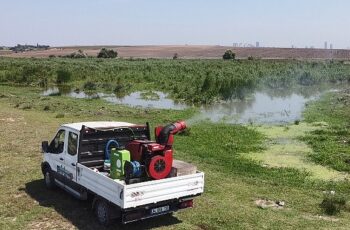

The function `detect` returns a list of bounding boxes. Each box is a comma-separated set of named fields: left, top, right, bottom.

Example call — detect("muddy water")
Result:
left=103, top=92, right=188, bottom=110
left=41, top=88, right=187, bottom=110
left=42, top=83, right=348, bottom=124
left=199, top=84, right=348, bottom=124
left=200, top=92, right=311, bottom=124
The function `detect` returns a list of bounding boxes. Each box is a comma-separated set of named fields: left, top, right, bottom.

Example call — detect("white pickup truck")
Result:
left=41, top=121, right=204, bottom=225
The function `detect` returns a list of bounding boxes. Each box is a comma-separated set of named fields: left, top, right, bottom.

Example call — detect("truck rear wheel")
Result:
left=95, top=199, right=111, bottom=226
left=44, top=169, right=56, bottom=189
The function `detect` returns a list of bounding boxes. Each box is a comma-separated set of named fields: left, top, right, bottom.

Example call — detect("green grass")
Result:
left=1, top=57, right=350, bottom=228
left=1, top=84, right=350, bottom=229
left=302, top=91, right=350, bottom=172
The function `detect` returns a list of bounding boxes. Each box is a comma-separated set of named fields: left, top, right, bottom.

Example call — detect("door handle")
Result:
left=71, top=163, right=76, bottom=167
left=59, top=157, right=64, bottom=161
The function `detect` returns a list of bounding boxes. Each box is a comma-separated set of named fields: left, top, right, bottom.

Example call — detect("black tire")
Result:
left=95, top=199, right=111, bottom=226
left=165, top=212, right=174, bottom=217
left=44, top=169, right=56, bottom=189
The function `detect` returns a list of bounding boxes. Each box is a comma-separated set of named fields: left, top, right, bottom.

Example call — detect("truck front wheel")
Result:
left=95, top=199, right=111, bottom=226
left=44, top=169, right=56, bottom=189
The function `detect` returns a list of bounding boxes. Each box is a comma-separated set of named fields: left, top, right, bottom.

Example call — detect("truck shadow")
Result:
left=25, top=179, right=182, bottom=230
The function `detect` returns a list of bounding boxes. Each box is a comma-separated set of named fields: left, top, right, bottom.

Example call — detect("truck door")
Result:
left=64, top=131, right=79, bottom=184
left=47, top=129, right=67, bottom=184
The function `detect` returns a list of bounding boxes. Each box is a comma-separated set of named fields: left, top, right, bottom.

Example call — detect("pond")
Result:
left=200, top=89, right=317, bottom=124
left=42, top=83, right=348, bottom=124
left=103, top=92, right=188, bottom=110
left=198, top=83, right=349, bottom=124
left=42, top=88, right=187, bottom=110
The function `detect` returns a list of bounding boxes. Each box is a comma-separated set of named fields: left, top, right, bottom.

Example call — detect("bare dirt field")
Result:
left=1, top=45, right=350, bottom=59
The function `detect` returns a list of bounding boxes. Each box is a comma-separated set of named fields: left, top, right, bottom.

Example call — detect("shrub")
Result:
left=114, top=84, right=127, bottom=98
left=83, top=81, right=97, bottom=90
left=173, top=53, right=179, bottom=60
left=38, top=77, right=48, bottom=87
left=223, top=50, right=236, bottom=60
left=320, top=192, right=346, bottom=215
left=101, top=83, right=113, bottom=91
left=114, top=84, right=122, bottom=91
left=97, top=48, right=118, bottom=58
left=56, top=69, right=71, bottom=84
left=248, top=56, right=254, bottom=60
left=69, top=49, right=87, bottom=58
left=298, top=71, right=315, bottom=86
left=19, top=66, right=38, bottom=84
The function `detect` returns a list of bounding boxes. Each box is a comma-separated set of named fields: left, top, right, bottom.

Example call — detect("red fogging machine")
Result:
left=125, top=121, right=186, bottom=182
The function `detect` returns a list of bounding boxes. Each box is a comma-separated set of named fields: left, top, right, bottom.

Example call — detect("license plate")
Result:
left=151, top=205, right=170, bottom=215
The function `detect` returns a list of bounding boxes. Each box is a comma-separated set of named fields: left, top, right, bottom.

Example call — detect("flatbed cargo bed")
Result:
left=77, top=163, right=204, bottom=209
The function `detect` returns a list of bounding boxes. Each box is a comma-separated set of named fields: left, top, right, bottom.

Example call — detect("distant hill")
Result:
left=1, top=45, right=350, bottom=60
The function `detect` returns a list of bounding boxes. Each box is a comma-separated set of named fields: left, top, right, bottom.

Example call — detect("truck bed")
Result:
left=76, top=163, right=204, bottom=209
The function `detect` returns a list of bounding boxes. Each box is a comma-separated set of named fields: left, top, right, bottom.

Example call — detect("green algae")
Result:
left=243, top=122, right=349, bottom=181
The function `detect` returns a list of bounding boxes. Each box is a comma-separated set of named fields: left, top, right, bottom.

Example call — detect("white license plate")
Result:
left=151, top=205, right=170, bottom=214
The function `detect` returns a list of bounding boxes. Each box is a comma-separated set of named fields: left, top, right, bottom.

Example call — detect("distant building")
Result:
left=256, top=42, right=260, bottom=48
left=330, top=44, right=333, bottom=49
left=324, top=41, right=328, bottom=49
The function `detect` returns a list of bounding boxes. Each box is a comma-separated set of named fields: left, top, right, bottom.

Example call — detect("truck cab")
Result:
left=41, top=121, right=204, bottom=225
left=42, top=124, right=82, bottom=196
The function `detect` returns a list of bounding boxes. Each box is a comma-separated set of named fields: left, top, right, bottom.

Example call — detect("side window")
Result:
left=68, top=132, right=78, bottom=156
left=49, top=130, right=66, bottom=154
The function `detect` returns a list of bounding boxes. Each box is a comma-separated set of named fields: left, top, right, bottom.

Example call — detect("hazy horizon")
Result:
left=1, top=0, right=350, bottom=49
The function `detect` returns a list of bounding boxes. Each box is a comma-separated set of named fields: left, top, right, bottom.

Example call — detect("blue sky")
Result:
left=1, top=0, right=349, bottom=48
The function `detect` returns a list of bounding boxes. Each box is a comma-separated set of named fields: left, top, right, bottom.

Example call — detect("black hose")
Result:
left=157, top=124, right=176, bottom=145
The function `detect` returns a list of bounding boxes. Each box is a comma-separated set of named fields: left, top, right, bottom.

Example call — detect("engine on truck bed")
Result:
left=84, top=121, right=188, bottom=184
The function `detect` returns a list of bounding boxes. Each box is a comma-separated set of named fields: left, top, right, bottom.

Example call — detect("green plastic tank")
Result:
left=110, top=148, right=131, bottom=179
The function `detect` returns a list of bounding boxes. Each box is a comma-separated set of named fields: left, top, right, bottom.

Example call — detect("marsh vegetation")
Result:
left=1, top=58, right=350, bottom=104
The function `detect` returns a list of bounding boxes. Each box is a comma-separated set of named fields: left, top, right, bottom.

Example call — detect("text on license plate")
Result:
left=151, top=205, right=170, bottom=214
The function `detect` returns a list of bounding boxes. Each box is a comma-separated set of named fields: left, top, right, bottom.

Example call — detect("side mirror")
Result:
left=42, top=141, right=49, bottom=153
